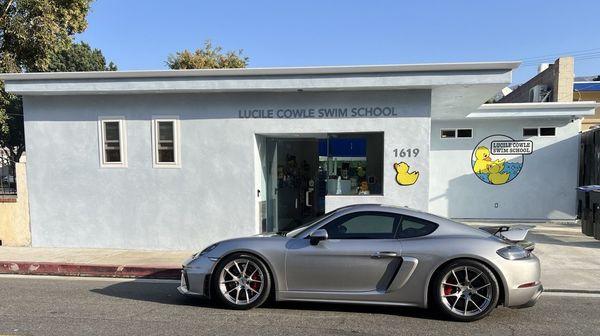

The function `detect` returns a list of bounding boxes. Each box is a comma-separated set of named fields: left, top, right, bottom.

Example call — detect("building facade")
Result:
left=574, top=81, right=600, bottom=130
left=1, top=63, right=596, bottom=250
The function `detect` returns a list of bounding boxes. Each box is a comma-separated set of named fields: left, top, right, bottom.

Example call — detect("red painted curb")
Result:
left=0, top=261, right=181, bottom=279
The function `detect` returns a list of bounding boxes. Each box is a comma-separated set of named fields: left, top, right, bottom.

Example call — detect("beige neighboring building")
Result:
left=499, top=56, right=600, bottom=130
left=499, top=57, right=574, bottom=104
left=0, top=153, right=31, bottom=246
left=574, top=80, right=600, bottom=130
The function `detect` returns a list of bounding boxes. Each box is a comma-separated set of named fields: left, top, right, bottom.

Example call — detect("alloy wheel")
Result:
left=218, top=258, right=265, bottom=305
left=439, top=265, right=493, bottom=317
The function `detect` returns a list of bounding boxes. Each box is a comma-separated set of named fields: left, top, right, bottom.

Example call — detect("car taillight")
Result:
left=518, top=281, right=539, bottom=288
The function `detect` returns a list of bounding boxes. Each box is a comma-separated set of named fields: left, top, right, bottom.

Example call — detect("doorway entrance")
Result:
left=262, top=132, right=384, bottom=233
left=265, top=138, right=322, bottom=233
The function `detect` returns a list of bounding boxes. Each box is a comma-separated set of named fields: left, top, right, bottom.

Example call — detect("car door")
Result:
left=285, top=211, right=403, bottom=292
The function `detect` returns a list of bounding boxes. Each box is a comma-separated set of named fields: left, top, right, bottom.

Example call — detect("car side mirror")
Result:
left=309, top=229, right=328, bottom=245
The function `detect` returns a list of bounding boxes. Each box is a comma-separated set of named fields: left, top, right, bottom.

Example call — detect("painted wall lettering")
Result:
left=393, top=148, right=420, bottom=158
left=490, top=140, right=533, bottom=155
left=238, top=106, right=399, bottom=119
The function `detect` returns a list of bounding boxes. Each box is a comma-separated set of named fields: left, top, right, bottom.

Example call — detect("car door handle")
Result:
left=371, top=251, right=398, bottom=259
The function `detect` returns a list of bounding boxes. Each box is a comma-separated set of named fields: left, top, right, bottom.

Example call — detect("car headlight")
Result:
left=191, top=243, right=219, bottom=260
left=496, top=245, right=530, bottom=260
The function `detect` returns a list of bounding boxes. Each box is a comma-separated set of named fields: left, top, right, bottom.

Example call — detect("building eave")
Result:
left=467, top=101, right=599, bottom=119
left=0, top=61, right=519, bottom=96
left=0, top=61, right=520, bottom=81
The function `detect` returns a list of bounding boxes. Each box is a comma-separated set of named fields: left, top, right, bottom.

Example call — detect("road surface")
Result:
left=0, top=275, right=598, bottom=336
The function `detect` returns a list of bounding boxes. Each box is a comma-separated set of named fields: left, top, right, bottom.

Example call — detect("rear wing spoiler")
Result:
left=479, top=225, right=535, bottom=251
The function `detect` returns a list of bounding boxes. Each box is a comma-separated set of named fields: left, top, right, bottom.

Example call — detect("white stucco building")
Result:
left=1, top=62, right=596, bottom=250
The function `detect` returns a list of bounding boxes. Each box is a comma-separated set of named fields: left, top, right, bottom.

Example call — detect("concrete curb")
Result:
left=0, top=261, right=181, bottom=279
left=2, top=262, right=600, bottom=294
left=544, top=288, right=600, bottom=294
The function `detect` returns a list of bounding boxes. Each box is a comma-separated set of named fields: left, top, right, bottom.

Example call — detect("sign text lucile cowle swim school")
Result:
left=238, top=106, right=398, bottom=119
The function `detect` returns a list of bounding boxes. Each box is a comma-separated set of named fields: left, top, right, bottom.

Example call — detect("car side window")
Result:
left=322, top=212, right=400, bottom=239
left=396, top=216, right=438, bottom=238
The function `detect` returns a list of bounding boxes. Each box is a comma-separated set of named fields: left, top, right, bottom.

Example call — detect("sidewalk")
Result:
left=0, top=247, right=193, bottom=279
left=527, top=229, right=600, bottom=293
left=464, top=220, right=600, bottom=292
left=0, top=222, right=598, bottom=291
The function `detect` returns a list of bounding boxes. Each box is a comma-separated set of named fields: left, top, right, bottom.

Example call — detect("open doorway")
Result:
left=265, top=137, right=320, bottom=233
left=263, top=133, right=384, bottom=233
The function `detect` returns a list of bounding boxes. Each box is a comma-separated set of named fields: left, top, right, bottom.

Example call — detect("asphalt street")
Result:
left=0, top=275, right=598, bottom=336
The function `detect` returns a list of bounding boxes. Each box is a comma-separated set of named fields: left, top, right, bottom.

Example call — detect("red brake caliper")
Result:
left=444, top=285, right=453, bottom=295
left=250, top=271, right=260, bottom=291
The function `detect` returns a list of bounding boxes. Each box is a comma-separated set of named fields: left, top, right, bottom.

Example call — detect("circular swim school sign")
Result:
left=471, top=134, right=533, bottom=185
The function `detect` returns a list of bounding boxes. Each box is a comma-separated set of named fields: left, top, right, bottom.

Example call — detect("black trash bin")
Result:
left=593, top=192, right=600, bottom=241
left=577, top=188, right=592, bottom=236
left=576, top=186, right=600, bottom=237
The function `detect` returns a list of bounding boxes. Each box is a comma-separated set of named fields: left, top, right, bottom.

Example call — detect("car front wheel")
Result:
left=212, top=253, right=271, bottom=309
left=432, top=259, right=500, bottom=322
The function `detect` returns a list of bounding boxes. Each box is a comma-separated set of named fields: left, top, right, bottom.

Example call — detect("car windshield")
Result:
left=286, top=210, right=339, bottom=238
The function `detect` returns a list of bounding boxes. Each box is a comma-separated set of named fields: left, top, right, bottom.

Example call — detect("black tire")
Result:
left=431, top=259, right=500, bottom=322
left=211, top=253, right=271, bottom=310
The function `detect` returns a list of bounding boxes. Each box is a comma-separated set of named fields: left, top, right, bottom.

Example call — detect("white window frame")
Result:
left=522, top=127, right=539, bottom=137
left=152, top=115, right=181, bottom=168
left=539, top=126, right=557, bottom=137
left=441, top=128, right=473, bottom=139
left=98, top=116, right=127, bottom=168
left=456, top=128, right=473, bottom=139
left=440, top=129, right=456, bottom=138
left=522, top=127, right=557, bottom=137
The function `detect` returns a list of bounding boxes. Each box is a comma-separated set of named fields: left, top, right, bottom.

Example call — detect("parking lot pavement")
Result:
left=1, top=276, right=600, bottom=336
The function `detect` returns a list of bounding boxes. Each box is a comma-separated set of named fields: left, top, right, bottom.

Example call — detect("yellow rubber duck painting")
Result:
left=473, top=146, right=505, bottom=174
left=487, top=162, right=510, bottom=185
left=394, top=162, right=419, bottom=186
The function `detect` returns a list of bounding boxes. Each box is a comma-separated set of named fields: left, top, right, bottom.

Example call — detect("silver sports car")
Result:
left=178, top=204, right=542, bottom=321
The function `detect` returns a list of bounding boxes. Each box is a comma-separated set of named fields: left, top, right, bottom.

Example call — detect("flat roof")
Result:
left=0, top=61, right=520, bottom=81
left=1, top=61, right=520, bottom=119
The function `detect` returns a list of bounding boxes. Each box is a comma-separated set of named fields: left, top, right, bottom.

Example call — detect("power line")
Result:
left=519, top=47, right=600, bottom=61
left=520, top=55, right=600, bottom=67
left=521, top=51, right=600, bottom=66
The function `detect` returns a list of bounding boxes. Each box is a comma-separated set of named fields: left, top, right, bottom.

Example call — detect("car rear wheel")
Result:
left=432, top=259, right=500, bottom=322
left=212, top=253, right=271, bottom=310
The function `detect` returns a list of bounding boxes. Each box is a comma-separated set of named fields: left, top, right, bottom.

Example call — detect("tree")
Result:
left=48, top=41, right=117, bottom=72
left=166, top=40, right=248, bottom=70
left=0, top=0, right=91, bottom=72
left=0, top=0, right=96, bottom=164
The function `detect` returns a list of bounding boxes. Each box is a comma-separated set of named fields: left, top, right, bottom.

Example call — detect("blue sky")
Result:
left=77, top=0, right=600, bottom=84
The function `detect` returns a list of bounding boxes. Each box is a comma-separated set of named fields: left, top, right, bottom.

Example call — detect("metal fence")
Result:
left=0, top=158, right=16, bottom=196
left=579, top=127, right=600, bottom=186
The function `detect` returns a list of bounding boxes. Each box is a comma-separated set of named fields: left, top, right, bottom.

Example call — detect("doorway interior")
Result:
left=262, top=133, right=383, bottom=233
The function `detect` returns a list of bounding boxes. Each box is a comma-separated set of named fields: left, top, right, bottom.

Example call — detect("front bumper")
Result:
left=177, top=269, right=204, bottom=297
left=177, top=268, right=210, bottom=297
left=177, top=256, right=217, bottom=298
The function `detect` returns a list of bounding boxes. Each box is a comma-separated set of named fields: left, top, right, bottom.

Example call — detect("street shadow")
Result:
left=91, top=280, right=451, bottom=321
left=529, top=232, right=600, bottom=249
left=263, top=300, right=450, bottom=321
left=90, top=280, right=210, bottom=307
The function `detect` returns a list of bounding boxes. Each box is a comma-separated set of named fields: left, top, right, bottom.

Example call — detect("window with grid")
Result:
left=152, top=117, right=180, bottom=167
left=98, top=117, right=126, bottom=167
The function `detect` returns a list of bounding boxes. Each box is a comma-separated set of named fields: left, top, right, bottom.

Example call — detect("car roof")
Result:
left=332, top=203, right=429, bottom=217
